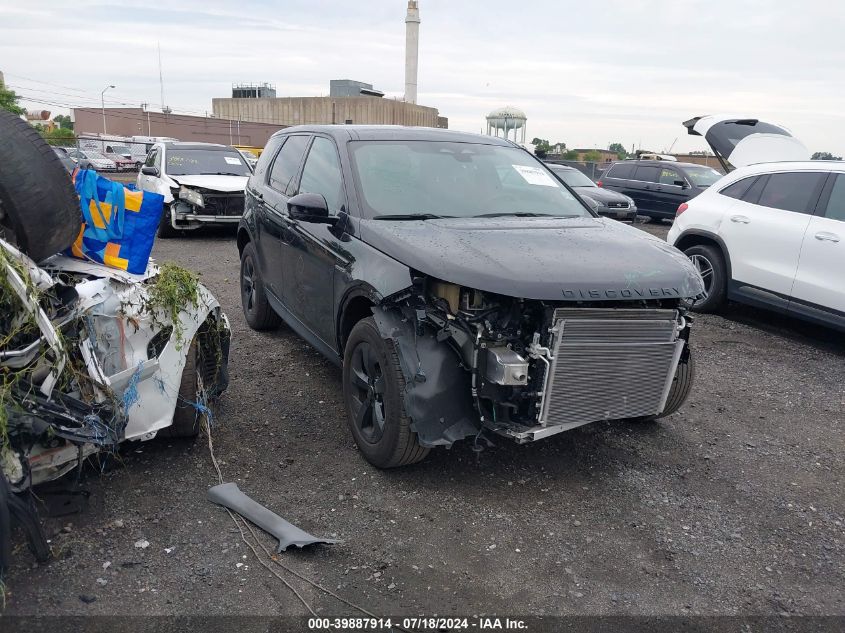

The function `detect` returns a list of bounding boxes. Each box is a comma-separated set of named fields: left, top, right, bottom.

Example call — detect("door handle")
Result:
left=730, top=215, right=751, bottom=224
left=815, top=231, right=840, bottom=243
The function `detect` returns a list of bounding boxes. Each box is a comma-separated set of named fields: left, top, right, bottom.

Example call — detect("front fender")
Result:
left=371, top=306, right=479, bottom=447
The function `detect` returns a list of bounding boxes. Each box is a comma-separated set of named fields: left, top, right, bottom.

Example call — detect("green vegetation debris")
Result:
left=144, top=263, right=200, bottom=349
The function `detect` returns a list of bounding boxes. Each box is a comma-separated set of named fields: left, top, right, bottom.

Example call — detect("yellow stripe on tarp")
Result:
left=103, top=242, right=129, bottom=270
left=125, top=190, right=143, bottom=213
left=87, top=199, right=112, bottom=229
left=71, top=226, right=85, bottom=258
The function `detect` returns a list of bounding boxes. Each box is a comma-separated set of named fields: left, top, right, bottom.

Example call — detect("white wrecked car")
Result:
left=0, top=110, right=230, bottom=576
left=136, top=141, right=252, bottom=238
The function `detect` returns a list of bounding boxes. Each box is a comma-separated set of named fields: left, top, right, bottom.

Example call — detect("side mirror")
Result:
left=288, top=192, right=336, bottom=224
left=141, top=165, right=159, bottom=176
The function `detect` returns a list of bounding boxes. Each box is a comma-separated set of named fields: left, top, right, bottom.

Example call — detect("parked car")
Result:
left=103, top=144, right=140, bottom=172
left=235, top=147, right=260, bottom=170
left=599, top=159, right=723, bottom=220
left=137, top=141, right=252, bottom=238
left=547, top=164, right=637, bottom=221
left=237, top=125, right=703, bottom=468
left=52, top=146, right=76, bottom=174
left=668, top=115, right=843, bottom=331
left=65, top=148, right=117, bottom=172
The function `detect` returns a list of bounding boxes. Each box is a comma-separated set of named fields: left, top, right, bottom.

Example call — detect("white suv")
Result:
left=668, top=115, right=844, bottom=332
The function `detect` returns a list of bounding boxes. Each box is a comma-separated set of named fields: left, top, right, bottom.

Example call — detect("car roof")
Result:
left=612, top=159, right=716, bottom=169
left=162, top=142, right=234, bottom=151
left=270, top=125, right=515, bottom=147
left=727, top=160, right=845, bottom=177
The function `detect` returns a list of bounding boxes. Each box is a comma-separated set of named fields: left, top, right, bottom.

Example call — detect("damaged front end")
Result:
left=167, top=185, right=245, bottom=231
left=372, top=275, right=694, bottom=448
left=1, top=238, right=230, bottom=570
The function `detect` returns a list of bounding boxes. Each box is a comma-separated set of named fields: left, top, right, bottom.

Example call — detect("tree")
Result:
left=53, top=114, right=74, bottom=131
left=608, top=142, right=628, bottom=160
left=811, top=151, right=842, bottom=161
left=0, top=85, right=25, bottom=115
left=531, top=137, right=552, bottom=157
left=582, top=150, right=602, bottom=162
left=562, top=149, right=579, bottom=160
left=39, top=127, right=76, bottom=146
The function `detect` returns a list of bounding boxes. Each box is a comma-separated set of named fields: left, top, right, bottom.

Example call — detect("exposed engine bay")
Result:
left=372, top=274, right=693, bottom=448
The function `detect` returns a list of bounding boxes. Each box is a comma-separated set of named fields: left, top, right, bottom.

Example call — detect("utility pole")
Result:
left=101, top=84, right=115, bottom=135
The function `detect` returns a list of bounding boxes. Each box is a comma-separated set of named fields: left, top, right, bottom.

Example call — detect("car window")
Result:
left=297, top=137, right=345, bottom=214
left=269, top=135, right=310, bottom=196
left=551, top=168, right=596, bottom=188
left=718, top=176, right=755, bottom=200
left=349, top=140, right=589, bottom=219
left=658, top=168, right=684, bottom=186
left=633, top=166, right=660, bottom=183
left=683, top=165, right=723, bottom=187
left=822, top=174, right=845, bottom=222
left=741, top=175, right=767, bottom=204
left=605, top=163, right=634, bottom=179
left=755, top=172, right=825, bottom=214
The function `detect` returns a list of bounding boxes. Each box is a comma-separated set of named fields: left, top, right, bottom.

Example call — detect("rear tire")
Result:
left=240, top=242, right=281, bottom=330
left=343, top=317, right=430, bottom=468
left=0, top=110, right=81, bottom=262
left=683, top=244, right=727, bottom=312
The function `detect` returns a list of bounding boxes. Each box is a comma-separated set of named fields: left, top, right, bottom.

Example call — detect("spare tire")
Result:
left=0, top=109, right=81, bottom=262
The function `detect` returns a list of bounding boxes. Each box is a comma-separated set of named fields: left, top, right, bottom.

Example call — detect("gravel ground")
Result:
left=4, top=220, right=844, bottom=618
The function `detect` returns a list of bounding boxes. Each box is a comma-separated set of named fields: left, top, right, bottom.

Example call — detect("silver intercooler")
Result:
left=516, top=308, right=685, bottom=441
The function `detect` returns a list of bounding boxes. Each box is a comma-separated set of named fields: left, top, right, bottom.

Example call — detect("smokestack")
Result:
left=404, top=0, right=420, bottom=104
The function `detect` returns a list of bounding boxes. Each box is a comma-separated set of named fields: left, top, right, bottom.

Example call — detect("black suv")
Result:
left=599, top=160, right=723, bottom=219
left=237, top=126, right=702, bottom=468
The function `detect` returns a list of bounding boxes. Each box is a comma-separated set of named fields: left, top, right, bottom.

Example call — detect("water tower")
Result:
left=486, top=106, right=527, bottom=143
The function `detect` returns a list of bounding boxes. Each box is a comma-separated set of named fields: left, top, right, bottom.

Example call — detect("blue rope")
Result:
left=122, top=362, right=144, bottom=416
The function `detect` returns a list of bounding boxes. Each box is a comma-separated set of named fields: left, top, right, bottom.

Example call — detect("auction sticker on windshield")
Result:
left=224, top=156, right=242, bottom=165
left=512, top=164, right=558, bottom=187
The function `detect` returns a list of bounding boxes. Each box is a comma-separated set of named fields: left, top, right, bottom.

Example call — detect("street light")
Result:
left=101, top=84, right=115, bottom=135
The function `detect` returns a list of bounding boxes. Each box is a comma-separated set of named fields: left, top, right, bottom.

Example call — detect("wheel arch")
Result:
left=236, top=227, right=251, bottom=257
left=674, top=230, right=733, bottom=281
left=337, top=287, right=380, bottom=353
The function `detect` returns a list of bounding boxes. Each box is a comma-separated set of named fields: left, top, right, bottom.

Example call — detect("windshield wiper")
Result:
left=373, top=213, right=455, bottom=221
left=201, top=172, right=246, bottom=176
left=473, top=212, right=580, bottom=218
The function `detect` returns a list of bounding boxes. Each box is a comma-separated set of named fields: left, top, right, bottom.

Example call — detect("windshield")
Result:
left=84, top=151, right=108, bottom=160
left=349, top=141, right=590, bottom=219
left=551, top=167, right=597, bottom=188
left=684, top=165, right=723, bottom=187
left=109, top=145, right=131, bottom=155
left=165, top=149, right=251, bottom=176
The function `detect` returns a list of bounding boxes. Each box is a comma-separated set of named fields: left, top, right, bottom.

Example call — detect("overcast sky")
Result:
left=3, top=0, right=844, bottom=155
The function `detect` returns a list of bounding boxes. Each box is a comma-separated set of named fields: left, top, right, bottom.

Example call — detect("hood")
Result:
left=360, top=216, right=703, bottom=301
left=170, top=174, right=249, bottom=192
left=683, top=114, right=809, bottom=171
left=576, top=187, right=630, bottom=205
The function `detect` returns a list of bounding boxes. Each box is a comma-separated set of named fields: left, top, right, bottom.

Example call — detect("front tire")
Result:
left=159, top=336, right=204, bottom=438
left=240, top=242, right=281, bottom=330
left=684, top=244, right=727, bottom=312
left=157, top=204, right=180, bottom=238
left=343, top=317, right=429, bottom=468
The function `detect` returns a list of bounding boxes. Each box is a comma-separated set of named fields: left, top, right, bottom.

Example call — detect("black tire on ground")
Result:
left=240, top=242, right=281, bottom=330
left=657, top=354, right=695, bottom=418
left=342, top=317, right=430, bottom=469
left=156, top=204, right=179, bottom=238
left=0, top=110, right=81, bottom=262
left=683, top=244, right=727, bottom=313
left=632, top=354, right=696, bottom=422
left=158, top=336, right=203, bottom=438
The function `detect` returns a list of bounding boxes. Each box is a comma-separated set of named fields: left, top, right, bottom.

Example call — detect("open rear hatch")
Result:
left=683, top=115, right=809, bottom=172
